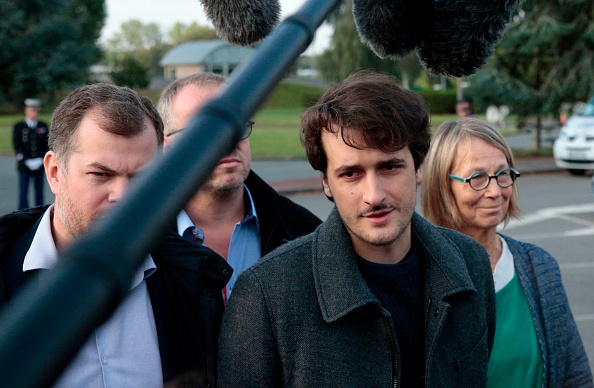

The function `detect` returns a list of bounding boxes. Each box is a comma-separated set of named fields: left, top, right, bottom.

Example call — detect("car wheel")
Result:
left=569, top=169, right=586, bottom=176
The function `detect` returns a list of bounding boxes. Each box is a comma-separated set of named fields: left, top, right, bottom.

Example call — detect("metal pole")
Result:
left=0, top=0, right=341, bottom=386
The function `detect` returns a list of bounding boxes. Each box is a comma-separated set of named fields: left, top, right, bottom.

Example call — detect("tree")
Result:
left=317, top=0, right=423, bottom=87
left=105, top=19, right=168, bottom=78
left=110, top=56, right=149, bottom=88
left=467, top=0, right=594, bottom=148
left=0, top=0, right=105, bottom=103
left=168, top=22, right=218, bottom=45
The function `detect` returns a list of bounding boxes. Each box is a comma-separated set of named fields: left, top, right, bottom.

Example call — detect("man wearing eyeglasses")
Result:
left=158, top=73, right=321, bottom=302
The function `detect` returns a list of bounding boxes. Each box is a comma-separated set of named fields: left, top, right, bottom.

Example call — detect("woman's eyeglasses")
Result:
left=449, top=168, right=521, bottom=191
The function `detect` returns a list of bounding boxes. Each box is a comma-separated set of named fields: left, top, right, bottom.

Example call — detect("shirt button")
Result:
left=101, top=357, right=109, bottom=365
left=222, top=268, right=230, bottom=276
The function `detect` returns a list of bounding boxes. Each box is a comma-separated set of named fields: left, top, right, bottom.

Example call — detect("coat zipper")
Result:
left=423, top=298, right=432, bottom=385
left=424, top=298, right=432, bottom=331
left=382, top=317, right=399, bottom=388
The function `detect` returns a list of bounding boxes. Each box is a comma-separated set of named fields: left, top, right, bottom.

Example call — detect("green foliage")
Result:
left=168, top=22, right=218, bottom=45
left=104, top=19, right=169, bottom=78
left=111, top=56, right=150, bottom=88
left=0, top=0, right=105, bottom=102
left=103, top=20, right=218, bottom=80
left=417, top=90, right=458, bottom=114
left=468, top=0, right=594, bottom=116
left=317, top=0, right=422, bottom=87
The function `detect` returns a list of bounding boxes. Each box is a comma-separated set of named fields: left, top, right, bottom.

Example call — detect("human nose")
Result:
left=483, top=177, right=502, bottom=197
left=107, top=178, right=129, bottom=203
left=363, top=174, right=386, bottom=206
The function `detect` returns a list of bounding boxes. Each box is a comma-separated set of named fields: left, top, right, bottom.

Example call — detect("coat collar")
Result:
left=313, top=209, right=477, bottom=323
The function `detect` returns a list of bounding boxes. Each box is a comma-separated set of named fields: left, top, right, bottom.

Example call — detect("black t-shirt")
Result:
left=356, top=246, right=425, bottom=387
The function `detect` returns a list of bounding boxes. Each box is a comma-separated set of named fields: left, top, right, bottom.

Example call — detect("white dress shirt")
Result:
left=22, top=205, right=163, bottom=387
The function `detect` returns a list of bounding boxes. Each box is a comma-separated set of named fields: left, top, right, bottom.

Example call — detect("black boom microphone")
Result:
left=416, top=0, right=521, bottom=76
left=199, top=0, right=281, bottom=45
left=352, top=0, right=430, bottom=59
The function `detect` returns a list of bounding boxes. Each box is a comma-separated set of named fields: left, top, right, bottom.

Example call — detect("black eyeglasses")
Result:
left=449, top=168, right=520, bottom=191
left=166, top=121, right=254, bottom=139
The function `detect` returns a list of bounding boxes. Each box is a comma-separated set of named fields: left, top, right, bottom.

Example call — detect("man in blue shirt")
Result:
left=158, top=73, right=321, bottom=302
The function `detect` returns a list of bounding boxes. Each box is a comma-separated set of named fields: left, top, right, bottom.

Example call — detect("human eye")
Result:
left=89, top=171, right=111, bottom=180
left=338, top=169, right=362, bottom=180
left=469, top=172, right=488, bottom=186
left=384, top=161, right=406, bottom=174
left=496, top=169, right=513, bottom=185
left=497, top=169, right=511, bottom=178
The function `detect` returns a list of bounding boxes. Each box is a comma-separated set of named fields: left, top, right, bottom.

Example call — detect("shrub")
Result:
left=417, top=89, right=457, bottom=114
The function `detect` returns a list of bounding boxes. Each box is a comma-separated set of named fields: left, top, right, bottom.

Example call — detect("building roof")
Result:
left=160, top=40, right=255, bottom=66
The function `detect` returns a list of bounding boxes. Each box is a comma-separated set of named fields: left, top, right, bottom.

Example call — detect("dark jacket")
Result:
left=245, top=170, right=322, bottom=255
left=12, top=120, right=49, bottom=172
left=218, top=210, right=496, bottom=387
left=0, top=205, right=232, bottom=387
left=502, top=235, right=593, bottom=387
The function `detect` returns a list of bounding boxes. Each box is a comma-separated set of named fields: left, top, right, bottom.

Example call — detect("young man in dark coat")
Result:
left=0, top=84, right=231, bottom=387
left=158, top=73, right=321, bottom=303
left=218, top=71, right=496, bottom=387
left=12, top=98, right=50, bottom=209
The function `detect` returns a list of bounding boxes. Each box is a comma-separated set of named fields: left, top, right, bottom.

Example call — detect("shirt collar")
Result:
left=177, top=184, right=259, bottom=234
left=243, top=184, right=259, bottom=233
left=493, top=234, right=514, bottom=292
left=24, top=118, right=37, bottom=128
left=23, top=205, right=155, bottom=290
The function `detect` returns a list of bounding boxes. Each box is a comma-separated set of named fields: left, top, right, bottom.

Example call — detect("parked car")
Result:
left=553, top=97, right=594, bottom=175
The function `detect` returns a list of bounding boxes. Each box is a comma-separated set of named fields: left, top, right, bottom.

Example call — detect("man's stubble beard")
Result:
left=341, top=200, right=416, bottom=248
left=57, top=180, right=97, bottom=241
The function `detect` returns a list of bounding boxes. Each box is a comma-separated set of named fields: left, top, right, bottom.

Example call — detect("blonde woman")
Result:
left=421, top=117, right=592, bottom=387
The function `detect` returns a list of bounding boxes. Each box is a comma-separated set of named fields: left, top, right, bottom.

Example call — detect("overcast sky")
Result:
left=102, top=0, right=332, bottom=53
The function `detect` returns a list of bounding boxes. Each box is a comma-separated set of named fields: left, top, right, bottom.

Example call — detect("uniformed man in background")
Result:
left=12, top=98, right=50, bottom=210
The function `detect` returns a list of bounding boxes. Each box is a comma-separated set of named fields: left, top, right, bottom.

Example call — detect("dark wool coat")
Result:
left=244, top=170, right=322, bottom=255
left=218, top=210, right=496, bottom=387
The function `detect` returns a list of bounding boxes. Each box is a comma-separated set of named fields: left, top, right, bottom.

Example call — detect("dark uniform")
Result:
left=12, top=110, right=49, bottom=210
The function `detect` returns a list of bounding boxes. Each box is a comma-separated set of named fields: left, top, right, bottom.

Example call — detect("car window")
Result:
left=577, top=99, right=594, bottom=117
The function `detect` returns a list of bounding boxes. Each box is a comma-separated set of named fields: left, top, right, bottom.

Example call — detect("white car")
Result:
left=553, top=98, right=594, bottom=175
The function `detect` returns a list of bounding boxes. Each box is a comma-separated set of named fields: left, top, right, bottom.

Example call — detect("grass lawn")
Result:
left=0, top=110, right=545, bottom=160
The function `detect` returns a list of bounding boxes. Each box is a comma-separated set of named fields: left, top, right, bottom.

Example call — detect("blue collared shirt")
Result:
left=177, top=185, right=261, bottom=301
left=23, top=205, right=163, bottom=387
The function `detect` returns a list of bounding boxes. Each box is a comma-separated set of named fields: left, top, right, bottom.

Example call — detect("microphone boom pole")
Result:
left=0, top=0, right=341, bottom=386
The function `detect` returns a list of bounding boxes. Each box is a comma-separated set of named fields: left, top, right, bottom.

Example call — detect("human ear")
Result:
left=44, top=151, right=62, bottom=195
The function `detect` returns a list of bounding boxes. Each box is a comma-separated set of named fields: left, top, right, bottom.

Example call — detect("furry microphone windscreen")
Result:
left=199, top=0, right=281, bottom=45
left=416, top=0, right=521, bottom=77
left=353, top=0, right=430, bottom=59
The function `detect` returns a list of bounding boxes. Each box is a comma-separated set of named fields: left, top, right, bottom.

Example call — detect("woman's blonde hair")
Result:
left=421, top=117, right=521, bottom=230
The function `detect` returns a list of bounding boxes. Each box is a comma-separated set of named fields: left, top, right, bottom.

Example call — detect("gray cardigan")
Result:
left=502, top=235, right=593, bottom=387
left=218, top=210, right=496, bottom=387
